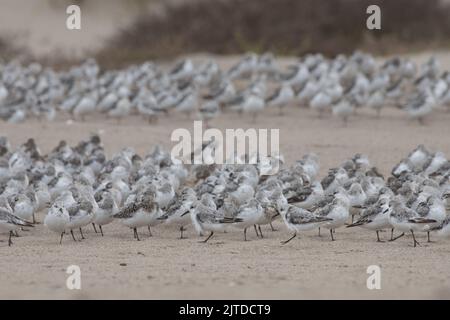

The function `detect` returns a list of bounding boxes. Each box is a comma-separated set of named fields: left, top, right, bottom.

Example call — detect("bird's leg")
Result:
left=281, top=233, right=297, bottom=245
left=390, top=228, right=394, bottom=241
left=376, top=230, right=384, bottom=243
left=278, top=106, right=284, bottom=116
left=389, top=232, right=405, bottom=242
left=258, top=225, right=264, bottom=238
left=59, top=232, right=64, bottom=245
left=92, top=223, right=98, bottom=233
left=179, top=226, right=185, bottom=239
left=253, top=225, right=259, bottom=238
left=135, top=228, right=141, bottom=241
left=244, top=228, right=248, bottom=241
left=318, top=227, right=321, bottom=237
left=32, top=212, right=37, bottom=224
left=270, top=222, right=277, bottom=231
left=8, top=231, right=13, bottom=247
left=147, top=225, right=152, bottom=237
left=99, top=225, right=104, bottom=237
left=411, top=230, right=420, bottom=247
left=79, top=228, right=85, bottom=240
left=200, top=231, right=214, bottom=243
left=70, top=229, right=77, bottom=242
left=427, top=231, right=432, bottom=243
left=330, top=229, right=335, bottom=241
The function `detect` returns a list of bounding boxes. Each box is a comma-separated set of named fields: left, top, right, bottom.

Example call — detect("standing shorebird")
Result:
left=187, top=194, right=242, bottom=243
left=346, top=197, right=391, bottom=242
left=278, top=204, right=332, bottom=245
left=158, top=187, right=197, bottom=239
left=1, top=207, right=34, bottom=246
left=388, top=198, right=437, bottom=247
left=265, top=83, right=294, bottom=116
left=44, top=203, right=70, bottom=244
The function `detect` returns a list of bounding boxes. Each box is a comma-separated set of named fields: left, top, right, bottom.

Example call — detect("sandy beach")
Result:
left=1, top=104, right=450, bottom=300
left=2, top=0, right=450, bottom=303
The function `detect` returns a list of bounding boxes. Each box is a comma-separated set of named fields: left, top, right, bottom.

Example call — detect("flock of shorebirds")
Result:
left=0, top=135, right=449, bottom=247
left=1, top=51, right=450, bottom=125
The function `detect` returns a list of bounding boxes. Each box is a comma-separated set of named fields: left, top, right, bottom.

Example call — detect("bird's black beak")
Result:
left=181, top=210, right=191, bottom=217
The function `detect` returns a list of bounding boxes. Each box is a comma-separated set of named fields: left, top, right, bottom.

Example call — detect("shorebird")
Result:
left=174, top=88, right=198, bottom=118
left=388, top=198, right=437, bottom=247
left=332, top=98, right=354, bottom=125
left=108, top=97, right=131, bottom=123
left=229, top=184, right=255, bottom=206
left=0, top=207, right=34, bottom=246
left=113, top=188, right=161, bottom=240
left=188, top=193, right=241, bottom=243
left=287, top=181, right=324, bottom=210
left=169, top=59, right=194, bottom=81
left=405, top=90, right=436, bottom=125
left=198, top=100, right=220, bottom=127
left=310, top=91, right=332, bottom=118
left=232, top=199, right=264, bottom=241
left=44, top=203, right=70, bottom=244
left=265, top=83, right=294, bottom=115
left=92, top=190, right=118, bottom=236
left=313, top=190, right=350, bottom=241
left=227, top=53, right=258, bottom=79
left=431, top=215, right=450, bottom=238
left=280, top=64, right=310, bottom=87
left=347, top=196, right=391, bottom=242
left=66, top=193, right=95, bottom=241
left=9, top=193, right=35, bottom=223
left=278, top=204, right=332, bottom=244
left=203, top=80, right=236, bottom=105
left=347, top=182, right=367, bottom=223
left=415, top=195, right=446, bottom=242
left=98, top=91, right=119, bottom=113
left=73, top=91, right=97, bottom=121
left=158, top=187, right=196, bottom=239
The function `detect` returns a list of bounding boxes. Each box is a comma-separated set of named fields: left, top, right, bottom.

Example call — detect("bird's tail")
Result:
left=12, top=215, right=34, bottom=227
left=220, top=217, right=243, bottom=224
left=346, top=218, right=370, bottom=228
